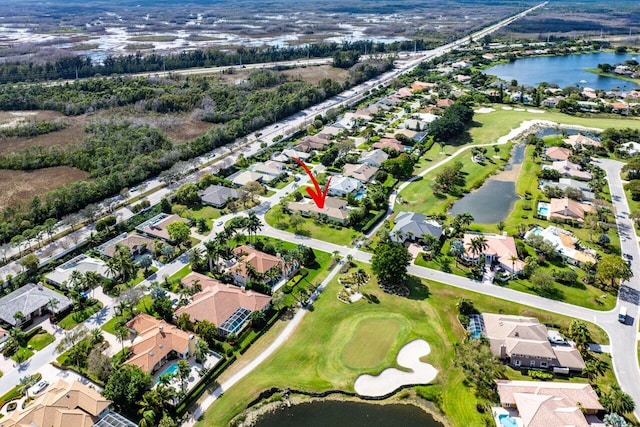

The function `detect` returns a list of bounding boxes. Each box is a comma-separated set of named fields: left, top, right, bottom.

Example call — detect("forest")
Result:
left=0, top=40, right=433, bottom=84
left=0, top=61, right=393, bottom=244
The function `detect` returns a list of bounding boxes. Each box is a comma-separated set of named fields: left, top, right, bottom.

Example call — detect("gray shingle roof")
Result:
left=391, top=212, right=443, bottom=243
left=0, top=283, right=72, bottom=326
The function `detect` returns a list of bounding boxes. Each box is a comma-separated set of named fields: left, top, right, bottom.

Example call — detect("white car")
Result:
left=216, top=220, right=224, bottom=226
left=31, top=380, right=49, bottom=395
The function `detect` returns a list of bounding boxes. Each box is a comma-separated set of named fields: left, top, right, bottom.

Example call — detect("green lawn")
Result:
left=197, top=265, right=610, bottom=427
left=102, top=295, right=153, bottom=335
left=58, top=300, right=104, bottom=330
left=341, top=317, right=405, bottom=369
left=398, top=143, right=512, bottom=215
left=11, top=347, right=34, bottom=362
left=28, top=331, right=55, bottom=351
left=264, top=207, right=358, bottom=246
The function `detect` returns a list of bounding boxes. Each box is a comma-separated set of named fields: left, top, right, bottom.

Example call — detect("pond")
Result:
left=485, top=52, right=639, bottom=90
left=448, top=144, right=525, bottom=224
left=253, top=400, right=444, bottom=427
left=534, top=127, right=599, bottom=139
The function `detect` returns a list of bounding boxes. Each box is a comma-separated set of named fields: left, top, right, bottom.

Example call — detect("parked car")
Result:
left=31, top=380, right=49, bottom=395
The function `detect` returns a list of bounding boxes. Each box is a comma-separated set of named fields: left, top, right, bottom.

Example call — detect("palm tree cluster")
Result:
left=105, top=244, right=136, bottom=284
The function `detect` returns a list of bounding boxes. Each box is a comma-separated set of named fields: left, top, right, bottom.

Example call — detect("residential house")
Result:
left=543, top=146, right=572, bottom=161
left=549, top=160, right=592, bottom=180
left=97, top=233, right=154, bottom=258
left=620, top=141, right=640, bottom=156
left=342, top=163, right=378, bottom=183
left=250, top=160, right=287, bottom=179
left=199, top=184, right=239, bottom=208
left=563, top=134, right=601, bottom=149
left=436, top=98, right=455, bottom=108
left=411, top=81, right=436, bottom=92
left=0, top=282, right=72, bottom=327
left=0, top=326, right=7, bottom=343
left=294, top=137, right=327, bottom=153
left=1, top=379, right=116, bottom=427
left=395, top=87, right=413, bottom=98
left=358, top=149, right=389, bottom=167
left=228, top=170, right=265, bottom=187
left=372, top=138, right=407, bottom=152
left=46, top=254, right=113, bottom=288
left=462, top=233, right=525, bottom=274
left=125, top=313, right=197, bottom=374
left=327, top=176, right=363, bottom=197
left=542, top=96, right=564, bottom=108
left=288, top=196, right=350, bottom=225
left=482, top=313, right=585, bottom=371
left=271, top=148, right=310, bottom=163
left=611, top=101, right=630, bottom=115
left=576, top=101, right=600, bottom=113
left=390, top=212, right=443, bottom=244
left=524, top=226, right=597, bottom=266
left=176, top=272, right=271, bottom=337
left=539, top=178, right=595, bottom=201
left=547, top=197, right=594, bottom=223
left=495, top=380, right=603, bottom=427
left=230, top=245, right=298, bottom=287
left=135, top=213, right=190, bottom=243
left=392, top=128, right=419, bottom=140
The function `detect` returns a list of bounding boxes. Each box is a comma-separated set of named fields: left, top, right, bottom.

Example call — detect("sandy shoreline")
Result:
left=230, top=390, right=451, bottom=427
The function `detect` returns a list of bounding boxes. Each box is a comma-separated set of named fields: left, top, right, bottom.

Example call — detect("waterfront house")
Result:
left=495, top=380, right=602, bottom=427
left=390, top=212, right=443, bottom=244
left=543, top=146, right=572, bottom=161
left=549, top=160, right=592, bottom=181
left=462, top=233, right=525, bottom=274
left=548, top=197, right=594, bottom=223
left=482, top=313, right=585, bottom=371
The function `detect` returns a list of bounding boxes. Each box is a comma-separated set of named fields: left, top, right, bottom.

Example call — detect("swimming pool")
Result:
left=155, top=362, right=179, bottom=382
left=498, top=413, right=518, bottom=427
left=537, top=204, right=549, bottom=216
left=354, top=190, right=366, bottom=200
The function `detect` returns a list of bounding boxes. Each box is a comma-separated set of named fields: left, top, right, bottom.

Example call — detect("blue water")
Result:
left=538, top=206, right=549, bottom=215
left=155, top=362, right=179, bottom=382
left=354, top=191, right=366, bottom=200
left=485, top=52, right=639, bottom=90
left=499, top=413, right=518, bottom=427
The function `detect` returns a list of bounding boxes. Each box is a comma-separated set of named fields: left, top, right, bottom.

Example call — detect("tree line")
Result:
left=0, top=39, right=438, bottom=84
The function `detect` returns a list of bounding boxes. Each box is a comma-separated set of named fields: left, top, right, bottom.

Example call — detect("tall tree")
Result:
left=597, top=255, right=633, bottom=290
left=371, top=238, right=412, bottom=289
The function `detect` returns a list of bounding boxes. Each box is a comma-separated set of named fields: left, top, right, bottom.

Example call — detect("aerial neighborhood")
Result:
left=0, top=3, right=639, bottom=427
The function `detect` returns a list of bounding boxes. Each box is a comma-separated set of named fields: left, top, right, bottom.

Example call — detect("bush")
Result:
left=528, top=370, right=554, bottom=380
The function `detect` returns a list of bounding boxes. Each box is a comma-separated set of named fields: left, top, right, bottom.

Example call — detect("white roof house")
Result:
left=327, top=176, right=363, bottom=197
left=0, top=283, right=72, bottom=327
left=46, top=254, right=112, bottom=288
left=358, top=149, right=389, bottom=167
left=524, top=226, right=597, bottom=266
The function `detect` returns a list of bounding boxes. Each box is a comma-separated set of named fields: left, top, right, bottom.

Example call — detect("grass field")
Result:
left=197, top=264, right=611, bottom=427
left=58, top=300, right=103, bottom=330
left=341, top=317, right=406, bottom=369
left=0, top=166, right=89, bottom=212
left=264, top=207, right=358, bottom=246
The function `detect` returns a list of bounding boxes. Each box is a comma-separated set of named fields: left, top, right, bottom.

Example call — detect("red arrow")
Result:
left=291, top=157, right=332, bottom=209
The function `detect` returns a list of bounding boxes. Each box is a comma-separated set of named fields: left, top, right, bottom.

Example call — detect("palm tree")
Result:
left=203, top=240, right=221, bottom=274
left=139, top=255, right=153, bottom=274
left=468, top=236, right=488, bottom=262
left=176, top=359, right=191, bottom=392
left=246, top=211, right=263, bottom=243
left=13, top=311, right=26, bottom=326
left=19, top=375, right=37, bottom=400
left=509, top=255, right=519, bottom=275
left=90, top=328, right=104, bottom=345
left=601, top=385, right=635, bottom=415
left=193, top=339, right=210, bottom=364
left=114, top=324, right=130, bottom=351
left=449, top=240, right=465, bottom=267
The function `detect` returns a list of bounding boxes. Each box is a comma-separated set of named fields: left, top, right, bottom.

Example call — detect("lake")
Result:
left=485, top=52, right=639, bottom=90
left=448, top=144, right=525, bottom=224
left=253, top=401, right=444, bottom=427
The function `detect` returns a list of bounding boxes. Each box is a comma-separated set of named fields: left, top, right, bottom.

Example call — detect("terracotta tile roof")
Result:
left=125, top=314, right=192, bottom=373
left=2, top=379, right=110, bottom=427
left=176, top=272, right=271, bottom=327
left=372, top=138, right=407, bottom=151
left=230, top=245, right=282, bottom=277
left=497, top=380, right=603, bottom=426
left=462, top=233, right=524, bottom=273
left=544, top=146, right=572, bottom=161
left=549, top=197, right=594, bottom=222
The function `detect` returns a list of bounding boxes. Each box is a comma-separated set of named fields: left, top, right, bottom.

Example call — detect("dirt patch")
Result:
left=281, top=65, right=350, bottom=85
left=0, top=166, right=89, bottom=210
left=0, top=111, right=86, bottom=154
left=162, top=118, right=215, bottom=142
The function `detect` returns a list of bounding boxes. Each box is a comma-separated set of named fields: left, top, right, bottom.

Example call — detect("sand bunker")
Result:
left=527, top=108, right=545, bottom=114
left=501, top=106, right=513, bottom=110
left=354, top=339, right=438, bottom=397
left=475, top=107, right=495, bottom=114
